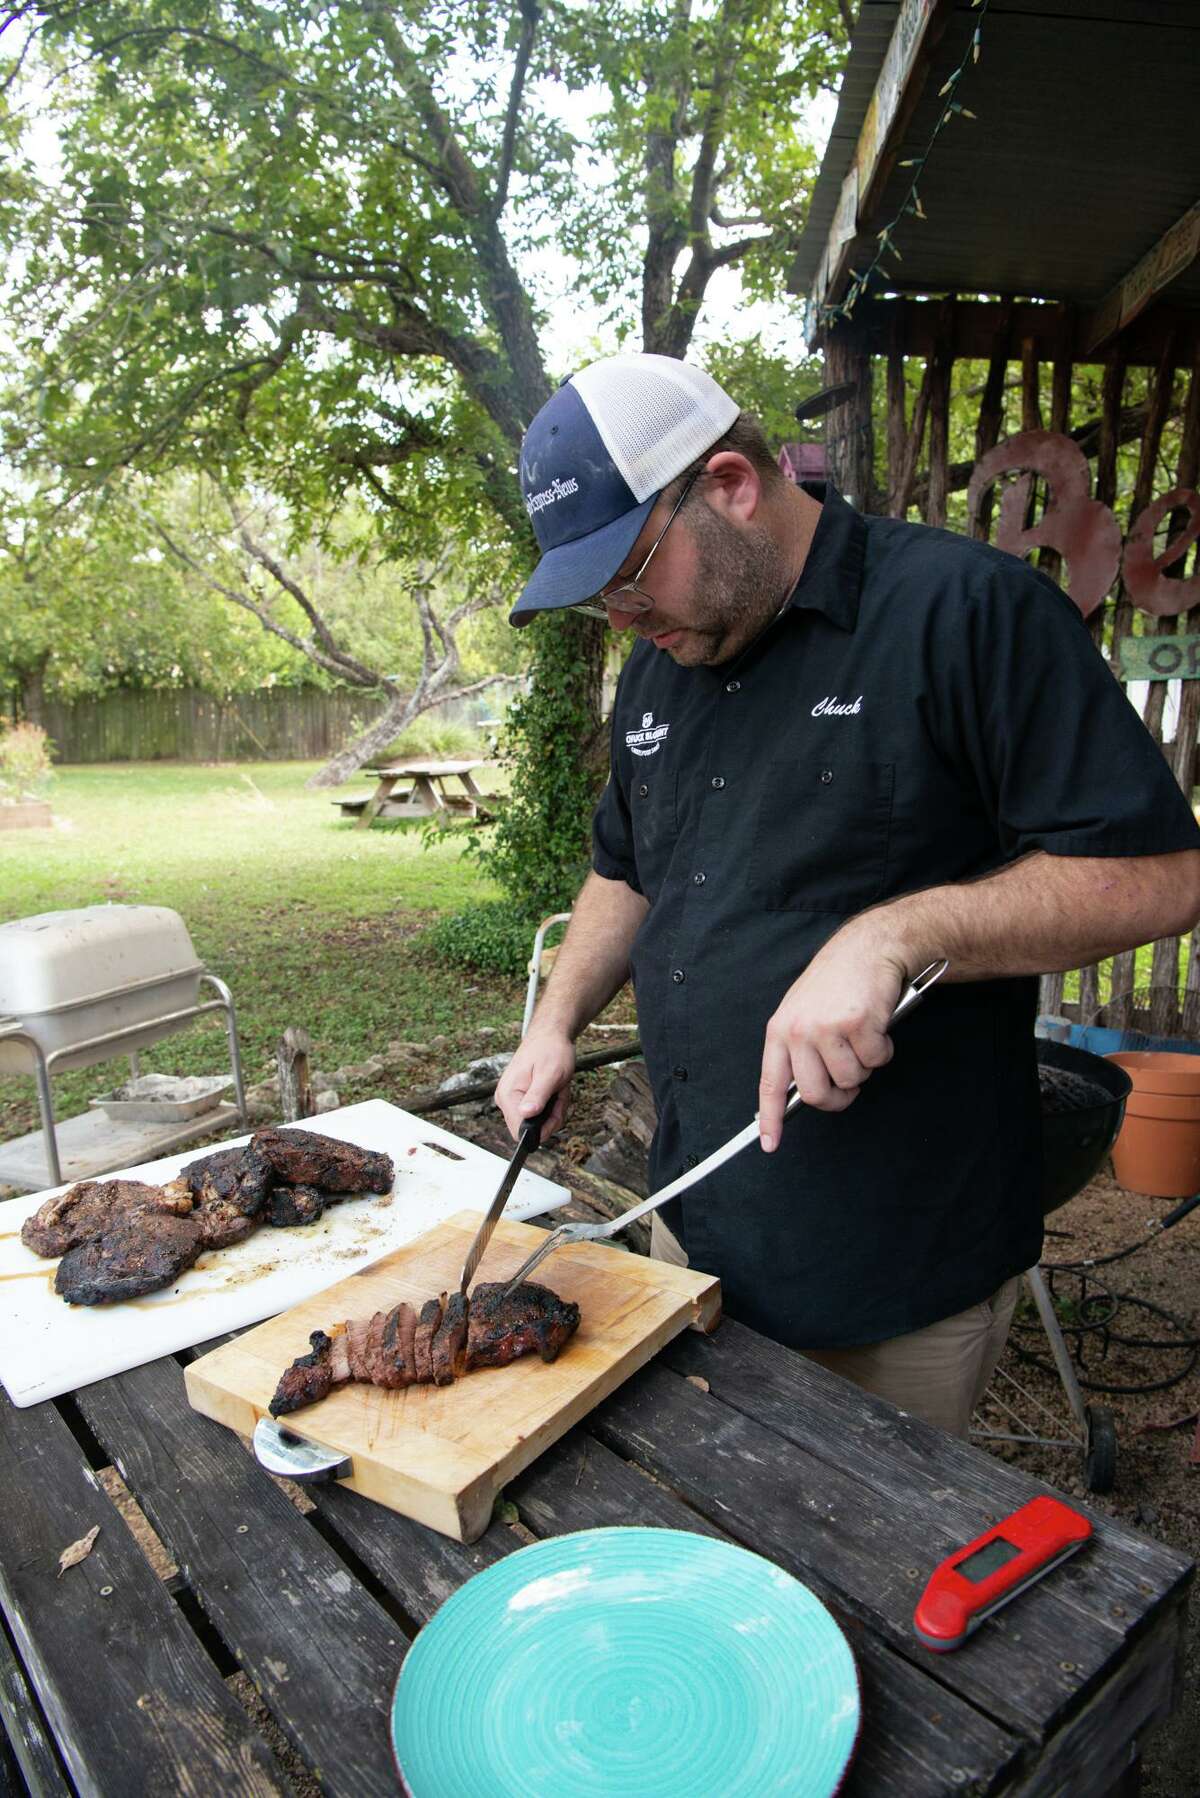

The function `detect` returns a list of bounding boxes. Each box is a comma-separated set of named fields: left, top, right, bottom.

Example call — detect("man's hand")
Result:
left=758, top=924, right=908, bottom=1149
left=494, top=1029, right=577, bottom=1143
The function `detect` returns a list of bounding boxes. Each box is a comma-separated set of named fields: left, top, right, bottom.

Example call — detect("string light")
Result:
left=818, top=0, right=990, bottom=330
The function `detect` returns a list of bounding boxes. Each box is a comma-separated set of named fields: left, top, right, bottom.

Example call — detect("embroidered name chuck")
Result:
left=811, top=694, right=863, bottom=717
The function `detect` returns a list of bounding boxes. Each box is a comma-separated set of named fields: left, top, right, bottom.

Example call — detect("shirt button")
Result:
left=637, top=782, right=649, bottom=797
left=820, top=767, right=834, bottom=784
left=672, top=968, right=686, bottom=984
left=711, top=775, right=726, bottom=790
left=673, top=1066, right=688, bottom=1081
left=725, top=680, right=741, bottom=694
left=692, top=872, right=706, bottom=886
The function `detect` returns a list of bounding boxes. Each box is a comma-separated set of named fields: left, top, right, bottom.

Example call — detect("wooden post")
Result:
left=1038, top=332, right=1075, bottom=584
left=823, top=327, right=875, bottom=511
left=886, top=333, right=909, bottom=518
left=277, top=1027, right=315, bottom=1122
left=924, top=303, right=955, bottom=529
left=966, top=301, right=1012, bottom=541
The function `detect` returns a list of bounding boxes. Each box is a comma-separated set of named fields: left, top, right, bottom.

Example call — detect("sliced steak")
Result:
left=379, top=1304, right=417, bottom=1389
left=22, top=1179, right=191, bottom=1259
left=465, top=1281, right=581, bottom=1369
left=413, top=1298, right=442, bottom=1384
left=164, top=1143, right=273, bottom=1217
left=345, top=1315, right=372, bottom=1383
left=55, top=1210, right=204, bottom=1305
left=365, top=1309, right=392, bottom=1386
left=265, top=1185, right=325, bottom=1228
left=250, top=1128, right=393, bottom=1195
left=329, top=1330, right=352, bottom=1386
left=431, top=1293, right=469, bottom=1386
left=269, top=1332, right=335, bottom=1417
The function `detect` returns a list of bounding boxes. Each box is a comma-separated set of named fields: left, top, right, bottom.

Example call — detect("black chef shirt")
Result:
left=592, top=483, right=1200, bottom=1348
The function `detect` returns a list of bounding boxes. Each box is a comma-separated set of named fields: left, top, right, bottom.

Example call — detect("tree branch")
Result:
left=491, top=0, right=541, bottom=223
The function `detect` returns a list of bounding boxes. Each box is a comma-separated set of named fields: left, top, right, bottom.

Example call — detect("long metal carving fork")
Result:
left=500, top=959, right=949, bottom=1296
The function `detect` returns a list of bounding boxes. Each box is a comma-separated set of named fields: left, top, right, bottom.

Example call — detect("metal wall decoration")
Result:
left=967, top=433, right=1200, bottom=620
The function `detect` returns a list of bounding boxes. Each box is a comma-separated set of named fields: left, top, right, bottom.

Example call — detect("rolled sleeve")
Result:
left=935, top=562, right=1200, bottom=861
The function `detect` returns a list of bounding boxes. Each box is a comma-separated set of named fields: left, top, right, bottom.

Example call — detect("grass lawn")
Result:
left=0, top=761, right=531, bottom=1141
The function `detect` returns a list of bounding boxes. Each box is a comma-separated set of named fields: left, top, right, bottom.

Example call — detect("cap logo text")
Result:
left=525, top=476, right=580, bottom=518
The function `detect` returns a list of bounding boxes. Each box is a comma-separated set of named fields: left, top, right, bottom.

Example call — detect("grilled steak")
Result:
left=431, top=1293, right=469, bottom=1385
left=55, top=1210, right=204, bottom=1304
left=264, top=1185, right=325, bottom=1228
left=269, top=1331, right=336, bottom=1416
left=465, top=1281, right=581, bottom=1369
left=413, top=1297, right=442, bottom=1383
left=379, top=1302, right=419, bottom=1388
left=163, top=1144, right=273, bottom=1217
left=22, top=1180, right=192, bottom=1258
left=267, top=1281, right=581, bottom=1416
left=250, top=1128, right=393, bottom=1195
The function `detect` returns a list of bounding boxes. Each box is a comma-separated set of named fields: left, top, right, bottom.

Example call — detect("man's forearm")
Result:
left=861, top=849, right=1200, bottom=982
left=529, top=871, right=649, bottom=1040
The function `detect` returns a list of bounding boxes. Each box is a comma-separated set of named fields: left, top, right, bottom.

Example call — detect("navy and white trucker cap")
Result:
left=510, top=354, right=739, bottom=626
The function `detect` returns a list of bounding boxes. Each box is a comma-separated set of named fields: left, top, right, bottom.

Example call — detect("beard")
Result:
left=647, top=503, right=791, bottom=666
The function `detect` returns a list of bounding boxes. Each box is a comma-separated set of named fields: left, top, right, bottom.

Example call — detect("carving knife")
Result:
left=459, top=1095, right=555, bottom=1294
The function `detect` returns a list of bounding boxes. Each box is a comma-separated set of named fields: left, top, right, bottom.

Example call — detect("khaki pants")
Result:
left=649, top=1213, right=1019, bottom=1439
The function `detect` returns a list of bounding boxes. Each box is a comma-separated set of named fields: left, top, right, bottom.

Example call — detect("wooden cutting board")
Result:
left=186, top=1210, right=721, bottom=1543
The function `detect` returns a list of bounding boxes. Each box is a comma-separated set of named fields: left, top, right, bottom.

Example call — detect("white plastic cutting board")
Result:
left=0, top=1100, right=570, bottom=1407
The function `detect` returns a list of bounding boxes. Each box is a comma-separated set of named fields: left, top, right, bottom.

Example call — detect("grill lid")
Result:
left=0, top=906, right=200, bottom=1019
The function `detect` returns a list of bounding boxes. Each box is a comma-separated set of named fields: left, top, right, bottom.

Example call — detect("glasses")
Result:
left=570, top=472, right=700, bottom=621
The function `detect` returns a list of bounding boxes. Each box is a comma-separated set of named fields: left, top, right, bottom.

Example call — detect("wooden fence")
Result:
left=37, top=682, right=523, bottom=765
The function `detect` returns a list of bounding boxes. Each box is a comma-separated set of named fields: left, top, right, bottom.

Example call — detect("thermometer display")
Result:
left=913, top=1496, right=1092, bottom=1651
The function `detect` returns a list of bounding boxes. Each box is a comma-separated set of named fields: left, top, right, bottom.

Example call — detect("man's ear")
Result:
left=699, top=451, right=763, bottom=525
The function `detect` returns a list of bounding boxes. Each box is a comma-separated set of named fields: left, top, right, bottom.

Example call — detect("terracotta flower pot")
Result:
left=1105, top=1051, right=1200, bottom=1199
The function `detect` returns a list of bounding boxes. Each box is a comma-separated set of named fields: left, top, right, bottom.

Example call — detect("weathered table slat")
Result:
left=588, top=1356, right=1175, bottom=1744
left=76, top=1359, right=406, bottom=1798
left=663, top=1321, right=1191, bottom=1619
left=0, top=1613, right=72, bottom=1797
left=509, top=1429, right=1025, bottom=1798
left=0, top=1391, right=287, bottom=1797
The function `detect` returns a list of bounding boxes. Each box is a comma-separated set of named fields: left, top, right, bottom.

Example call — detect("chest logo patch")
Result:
left=811, top=694, right=863, bottom=718
left=626, top=710, right=671, bottom=757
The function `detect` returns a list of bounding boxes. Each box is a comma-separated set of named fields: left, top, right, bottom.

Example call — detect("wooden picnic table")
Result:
left=0, top=1314, right=1190, bottom=1795
left=336, top=759, right=488, bottom=829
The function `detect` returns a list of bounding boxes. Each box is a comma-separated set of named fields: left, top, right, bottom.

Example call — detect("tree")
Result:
left=1, top=0, right=844, bottom=894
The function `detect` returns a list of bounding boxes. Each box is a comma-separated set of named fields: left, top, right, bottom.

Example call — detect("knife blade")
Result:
left=459, top=1094, right=555, bottom=1294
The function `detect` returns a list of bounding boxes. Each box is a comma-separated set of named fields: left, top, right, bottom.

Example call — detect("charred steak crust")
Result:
left=55, top=1211, right=204, bottom=1305
left=269, top=1331, right=335, bottom=1416
left=431, top=1293, right=469, bottom=1386
left=164, top=1144, right=273, bottom=1216
left=413, top=1298, right=443, bottom=1384
left=379, top=1304, right=415, bottom=1388
left=22, top=1179, right=191, bottom=1258
left=465, top=1281, right=581, bottom=1368
left=265, top=1185, right=325, bottom=1228
left=267, top=1281, right=581, bottom=1415
left=250, top=1128, right=394, bottom=1195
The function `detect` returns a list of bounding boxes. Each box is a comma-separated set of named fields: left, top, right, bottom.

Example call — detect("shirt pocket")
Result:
left=631, top=767, right=679, bottom=899
left=750, top=758, right=894, bottom=913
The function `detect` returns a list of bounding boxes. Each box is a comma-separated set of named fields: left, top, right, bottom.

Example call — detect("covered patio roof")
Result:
left=789, top=0, right=1200, bottom=354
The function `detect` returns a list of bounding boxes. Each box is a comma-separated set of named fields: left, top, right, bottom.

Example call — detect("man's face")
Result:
left=604, top=486, right=788, bottom=667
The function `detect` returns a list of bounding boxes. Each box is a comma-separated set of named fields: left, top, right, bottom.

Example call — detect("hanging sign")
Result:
left=1118, top=636, right=1200, bottom=682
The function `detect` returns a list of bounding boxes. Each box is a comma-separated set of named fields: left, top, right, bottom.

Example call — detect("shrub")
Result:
left=382, top=717, right=482, bottom=761
left=423, top=901, right=540, bottom=977
left=0, top=723, right=54, bottom=803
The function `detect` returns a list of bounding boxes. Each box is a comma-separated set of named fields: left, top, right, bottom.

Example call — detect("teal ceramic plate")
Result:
left=391, top=1527, right=860, bottom=1797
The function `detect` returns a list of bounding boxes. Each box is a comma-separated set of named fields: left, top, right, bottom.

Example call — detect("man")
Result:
left=494, top=352, right=1200, bottom=1436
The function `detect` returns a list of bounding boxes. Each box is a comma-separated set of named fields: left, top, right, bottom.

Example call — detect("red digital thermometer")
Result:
left=913, top=1495, right=1092, bottom=1651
